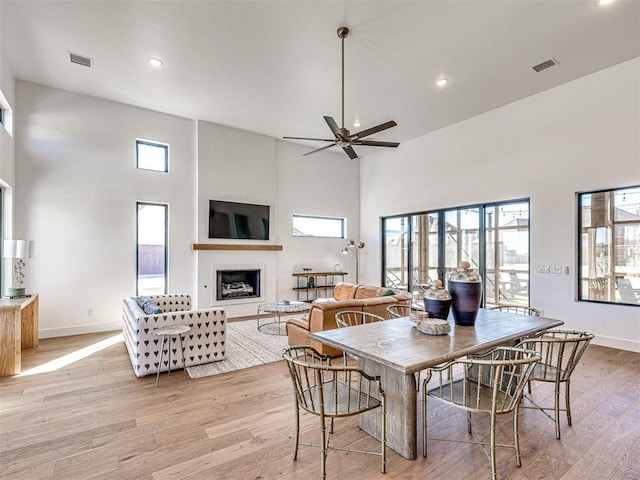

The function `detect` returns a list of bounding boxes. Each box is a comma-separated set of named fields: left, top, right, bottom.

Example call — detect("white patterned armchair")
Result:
left=122, top=294, right=227, bottom=377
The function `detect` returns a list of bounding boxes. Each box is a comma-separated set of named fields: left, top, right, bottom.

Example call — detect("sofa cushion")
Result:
left=354, top=285, right=387, bottom=299
left=333, top=282, right=358, bottom=300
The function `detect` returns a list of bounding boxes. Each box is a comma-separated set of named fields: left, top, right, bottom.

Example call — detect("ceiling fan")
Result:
left=284, top=27, right=399, bottom=160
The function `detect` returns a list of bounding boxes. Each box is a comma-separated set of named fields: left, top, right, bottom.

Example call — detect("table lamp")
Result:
left=3, top=239, right=35, bottom=297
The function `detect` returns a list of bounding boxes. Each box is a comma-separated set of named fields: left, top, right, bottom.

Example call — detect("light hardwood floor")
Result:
left=1, top=331, right=639, bottom=480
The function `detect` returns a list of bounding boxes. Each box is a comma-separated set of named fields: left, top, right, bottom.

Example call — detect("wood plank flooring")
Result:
left=1, top=331, right=639, bottom=479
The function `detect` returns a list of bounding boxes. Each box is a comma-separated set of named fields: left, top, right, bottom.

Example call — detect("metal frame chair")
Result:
left=335, top=310, right=385, bottom=328
left=491, top=305, right=542, bottom=316
left=282, top=346, right=386, bottom=479
left=423, top=346, right=541, bottom=480
left=516, top=329, right=594, bottom=439
left=386, top=303, right=424, bottom=319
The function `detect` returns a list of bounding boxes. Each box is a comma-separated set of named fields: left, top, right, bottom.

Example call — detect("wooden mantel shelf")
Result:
left=192, top=244, right=283, bottom=251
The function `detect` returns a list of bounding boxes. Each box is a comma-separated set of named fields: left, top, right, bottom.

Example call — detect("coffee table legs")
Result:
left=358, top=357, right=418, bottom=460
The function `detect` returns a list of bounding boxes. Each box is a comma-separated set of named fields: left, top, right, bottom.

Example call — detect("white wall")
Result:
left=360, top=58, right=640, bottom=352
left=14, top=84, right=360, bottom=332
left=15, top=81, right=197, bottom=337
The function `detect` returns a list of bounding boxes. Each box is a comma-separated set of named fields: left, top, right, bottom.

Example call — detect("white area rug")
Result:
left=186, top=319, right=289, bottom=379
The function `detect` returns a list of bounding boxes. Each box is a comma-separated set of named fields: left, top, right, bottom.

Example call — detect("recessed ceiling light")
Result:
left=353, top=120, right=361, bottom=128
left=148, top=57, right=164, bottom=68
left=436, top=78, right=449, bottom=87
left=596, top=0, right=616, bottom=5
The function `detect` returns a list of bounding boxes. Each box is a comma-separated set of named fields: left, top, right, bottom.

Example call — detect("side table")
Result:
left=153, top=324, right=192, bottom=387
left=257, top=302, right=311, bottom=336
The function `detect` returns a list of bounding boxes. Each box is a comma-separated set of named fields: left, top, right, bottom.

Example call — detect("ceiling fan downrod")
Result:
left=337, top=26, right=349, bottom=132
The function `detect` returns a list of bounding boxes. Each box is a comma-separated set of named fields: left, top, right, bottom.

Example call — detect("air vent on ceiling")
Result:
left=69, top=52, right=92, bottom=68
left=532, top=58, right=558, bottom=73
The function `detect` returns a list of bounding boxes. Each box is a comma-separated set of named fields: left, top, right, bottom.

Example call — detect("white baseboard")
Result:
left=591, top=335, right=640, bottom=353
left=39, top=321, right=121, bottom=339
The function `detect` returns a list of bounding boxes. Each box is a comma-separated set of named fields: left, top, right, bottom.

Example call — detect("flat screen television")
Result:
left=208, top=200, right=270, bottom=240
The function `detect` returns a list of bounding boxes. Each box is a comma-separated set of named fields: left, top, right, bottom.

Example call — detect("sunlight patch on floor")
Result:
left=18, top=333, right=123, bottom=376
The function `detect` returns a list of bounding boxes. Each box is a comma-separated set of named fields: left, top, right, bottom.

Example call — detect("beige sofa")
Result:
left=285, top=282, right=412, bottom=356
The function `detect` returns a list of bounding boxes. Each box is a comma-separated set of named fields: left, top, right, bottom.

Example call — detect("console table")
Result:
left=0, top=294, right=39, bottom=376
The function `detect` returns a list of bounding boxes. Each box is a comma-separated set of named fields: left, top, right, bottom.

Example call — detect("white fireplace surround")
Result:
left=210, top=264, right=266, bottom=307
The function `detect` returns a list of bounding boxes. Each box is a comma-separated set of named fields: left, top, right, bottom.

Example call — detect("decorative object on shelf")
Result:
left=341, top=239, right=365, bottom=283
left=302, top=267, right=312, bottom=273
left=423, top=279, right=452, bottom=320
left=448, top=261, right=483, bottom=326
left=415, top=317, right=451, bottom=336
left=333, top=263, right=343, bottom=272
left=307, top=276, right=316, bottom=288
left=3, top=239, right=35, bottom=298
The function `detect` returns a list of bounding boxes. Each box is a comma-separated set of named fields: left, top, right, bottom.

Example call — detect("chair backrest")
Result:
left=386, top=304, right=411, bottom=319
left=491, top=305, right=541, bottom=316
left=616, top=278, right=639, bottom=303
left=335, top=310, right=385, bottom=328
left=428, top=347, right=540, bottom=414
left=282, top=346, right=383, bottom=417
left=517, top=330, right=594, bottom=382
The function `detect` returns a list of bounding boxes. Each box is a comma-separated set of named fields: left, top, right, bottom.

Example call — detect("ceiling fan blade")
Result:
left=302, top=143, right=338, bottom=156
left=283, top=136, right=335, bottom=142
left=342, top=145, right=358, bottom=159
left=350, top=120, right=398, bottom=140
left=352, top=140, right=400, bottom=148
left=323, top=116, right=343, bottom=138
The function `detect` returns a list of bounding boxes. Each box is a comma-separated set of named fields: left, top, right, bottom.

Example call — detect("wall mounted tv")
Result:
left=208, top=200, right=270, bottom=240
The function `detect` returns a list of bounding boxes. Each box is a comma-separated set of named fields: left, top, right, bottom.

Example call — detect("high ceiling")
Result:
left=2, top=0, right=638, bottom=156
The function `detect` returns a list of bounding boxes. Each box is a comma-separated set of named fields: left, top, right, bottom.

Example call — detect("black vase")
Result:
left=449, top=280, right=482, bottom=326
left=424, top=298, right=452, bottom=320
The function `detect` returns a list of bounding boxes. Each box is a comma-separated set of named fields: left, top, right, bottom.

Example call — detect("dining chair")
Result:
left=516, top=329, right=594, bottom=439
left=491, top=305, right=542, bottom=316
left=422, top=346, right=540, bottom=480
left=335, top=310, right=385, bottom=328
left=386, top=304, right=411, bottom=319
left=282, top=345, right=386, bottom=480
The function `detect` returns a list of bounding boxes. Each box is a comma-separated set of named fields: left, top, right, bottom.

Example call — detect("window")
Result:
left=382, top=200, right=530, bottom=308
left=292, top=214, right=346, bottom=238
left=137, top=202, right=168, bottom=296
left=136, top=139, right=168, bottom=172
left=578, top=185, right=640, bottom=306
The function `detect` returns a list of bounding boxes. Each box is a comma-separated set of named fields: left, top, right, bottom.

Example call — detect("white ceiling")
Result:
left=2, top=0, right=639, bottom=156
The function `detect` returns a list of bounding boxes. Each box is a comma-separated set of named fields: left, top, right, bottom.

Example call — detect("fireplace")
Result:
left=216, top=268, right=261, bottom=301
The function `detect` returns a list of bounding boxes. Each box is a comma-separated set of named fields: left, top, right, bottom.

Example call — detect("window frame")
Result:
left=292, top=214, right=346, bottom=239
left=136, top=202, right=169, bottom=296
left=136, top=139, right=169, bottom=173
left=577, top=184, right=640, bottom=307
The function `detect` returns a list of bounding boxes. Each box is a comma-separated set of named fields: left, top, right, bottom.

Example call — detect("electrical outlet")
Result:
left=538, top=264, right=550, bottom=274
left=552, top=265, right=562, bottom=274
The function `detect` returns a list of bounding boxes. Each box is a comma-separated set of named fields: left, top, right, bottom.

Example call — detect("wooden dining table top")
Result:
left=311, top=308, right=564, bottom=375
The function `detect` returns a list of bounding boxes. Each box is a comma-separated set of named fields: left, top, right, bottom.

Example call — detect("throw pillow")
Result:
left=142, top=301, right=163, bottom=315
left=381, top=289, right=395, bottom=297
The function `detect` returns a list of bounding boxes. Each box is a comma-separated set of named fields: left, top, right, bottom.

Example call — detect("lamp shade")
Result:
left=3, top=239, right=35, bottom=259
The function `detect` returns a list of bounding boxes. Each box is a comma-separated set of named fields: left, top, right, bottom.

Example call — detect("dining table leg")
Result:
left=358, top=357, right=418, bottom=460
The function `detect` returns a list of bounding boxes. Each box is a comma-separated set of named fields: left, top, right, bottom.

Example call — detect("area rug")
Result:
left=185, top=319, right=289, bottom=379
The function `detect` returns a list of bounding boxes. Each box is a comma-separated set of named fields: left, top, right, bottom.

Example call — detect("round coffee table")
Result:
left=257, top=301, right=311, bottom=335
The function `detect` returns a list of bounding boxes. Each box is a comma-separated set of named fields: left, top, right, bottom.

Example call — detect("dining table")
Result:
left=310, top=308, right=564, bottom=460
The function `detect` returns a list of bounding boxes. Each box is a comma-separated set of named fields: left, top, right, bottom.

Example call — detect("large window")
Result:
left=382, top=200, right=530, bottom=308
left=292, top=214, right=345, bottom=238
left=578, top=185, right=640, bottom=305
left=137, top=202, right=168, bottom=296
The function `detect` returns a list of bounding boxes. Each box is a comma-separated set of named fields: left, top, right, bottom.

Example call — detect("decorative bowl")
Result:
left=415, top=318, right=451, bottom=336
left=409, top=311, right=430, bottom=324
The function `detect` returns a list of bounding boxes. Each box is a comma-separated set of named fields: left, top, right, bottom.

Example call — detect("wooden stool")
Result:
left=153, top=324, right=191, bottom=387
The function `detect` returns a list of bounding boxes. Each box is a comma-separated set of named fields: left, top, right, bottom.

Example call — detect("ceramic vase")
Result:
left=423, top=279, right=452, bottom=320
left=448, top=262, right=482, bottom=326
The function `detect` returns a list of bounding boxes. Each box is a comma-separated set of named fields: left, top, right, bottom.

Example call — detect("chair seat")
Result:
left=530, top=362, right=564, bottom=382
left=428, top=378, right=517, bottom=414
left=300, top=380, right=382, bottom=417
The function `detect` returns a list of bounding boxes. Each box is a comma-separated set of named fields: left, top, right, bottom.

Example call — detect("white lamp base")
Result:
left=7, top=287, right=26, bottom=297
